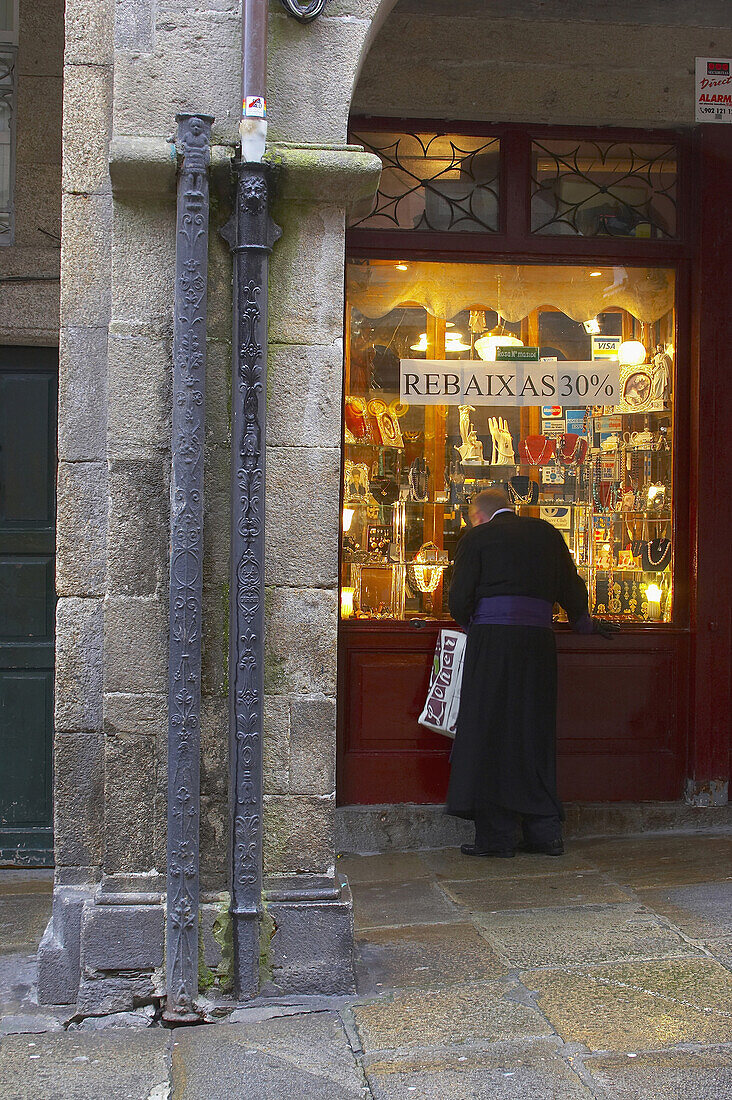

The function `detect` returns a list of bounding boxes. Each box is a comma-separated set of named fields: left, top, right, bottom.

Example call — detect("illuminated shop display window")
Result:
left=341, top=259, right=676, bottom=623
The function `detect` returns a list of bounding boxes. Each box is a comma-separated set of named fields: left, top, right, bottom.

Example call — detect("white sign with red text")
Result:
left=696, top=58, right=732, bottom=123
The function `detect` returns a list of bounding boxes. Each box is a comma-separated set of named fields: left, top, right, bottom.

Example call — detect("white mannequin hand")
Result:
left=488, top=416, right=515, bottom=465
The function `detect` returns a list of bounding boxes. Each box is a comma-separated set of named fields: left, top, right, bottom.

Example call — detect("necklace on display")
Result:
left=642, top=537, right=672, bottom=571
left=520, top=435, right=555, bottom=465
left=507, top=476, right=538, bottom=505
left=409, top=458, right=430, bottom=502
left=557, top=433, right=588, bottom=465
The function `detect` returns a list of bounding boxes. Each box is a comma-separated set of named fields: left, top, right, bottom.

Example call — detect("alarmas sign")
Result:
left=399, top=360, right=620, bottom=406
left=696, top=58, right=732, bottom=123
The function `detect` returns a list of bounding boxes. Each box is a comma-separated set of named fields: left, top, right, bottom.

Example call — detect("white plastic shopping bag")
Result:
left=418, top=629, right=466, bottom=739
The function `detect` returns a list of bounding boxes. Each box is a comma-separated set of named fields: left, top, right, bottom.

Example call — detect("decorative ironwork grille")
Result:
left=349, top=129, right=500, bottom=233
left=0, top=47, right=15, bottom=243
left=531, top=138, right=677, bottom=239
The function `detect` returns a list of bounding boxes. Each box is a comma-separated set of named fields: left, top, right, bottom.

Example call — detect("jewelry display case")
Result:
left=341, top=259, right=676, bottom=624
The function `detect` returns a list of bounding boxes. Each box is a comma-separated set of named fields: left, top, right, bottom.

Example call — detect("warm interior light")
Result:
left=645, top=582, right=662, bottom=621
left=410, top=333, right=429, bottom=352
left=341, top=588, right=355, bottom=618
left=474, top=334, right=524, bottom=361
left=618, top=339, right=646, bottom=366
left=342, top=507, right=355, bottom=532
left=395, top=263, right=408, bottom=271
left=583, top=317, right=601, bottom=335
left=589, top=271, right=602, bottom=277
left=445, top=331, right=472, bottom=352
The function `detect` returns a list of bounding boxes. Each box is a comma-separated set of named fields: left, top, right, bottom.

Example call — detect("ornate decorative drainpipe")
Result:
left=226, top=0, right=325, bottom=1000
left=165, top=113, right=213, bottom=1022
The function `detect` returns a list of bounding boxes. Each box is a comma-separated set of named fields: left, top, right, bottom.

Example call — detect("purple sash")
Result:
left=471, top=595, right=553, bottom=629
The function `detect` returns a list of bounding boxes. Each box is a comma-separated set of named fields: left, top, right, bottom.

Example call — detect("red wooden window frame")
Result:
left=338, top=120, right=704, bottom=806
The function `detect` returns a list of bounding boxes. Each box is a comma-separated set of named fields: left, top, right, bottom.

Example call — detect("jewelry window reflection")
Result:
left=342, top=260, right=676, bottom=624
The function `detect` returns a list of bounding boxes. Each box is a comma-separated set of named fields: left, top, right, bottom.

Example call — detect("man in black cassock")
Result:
left=447, top=488, right=613, bottom=858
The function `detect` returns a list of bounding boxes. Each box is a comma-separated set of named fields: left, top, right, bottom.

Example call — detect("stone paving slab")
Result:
left=0, top=874, right=53, bottom=896
left=352, top=880, right=461, bottom=930
left=420, top=846, right=596, bottom=880
left=440, top=871, right=630, bottom=912
left=0, top=895, right=53, bottom=955
left=582, top=1046, right=732, bottom=1099
left=574, top=834, right=732, bottom=864
left=0, top=954, right=37, bottom=1016
left=634, top=881, right=732, bottom=941
left=337, top=852, right=432, bottom=885
left=353, top=979, right=553, bottom=1052
left=355, top=922, right=509, bottom=993
left=528, top=958, right=732, bottom=1052
left=364, top=1040, right=595, bottom=1099
left=573, top=835, right=732, bottom=888
left=473, top=903, right=699, bottom=969
left=0, top=1031, right=170, bottom=1100
left=171, top=1012, right=365, bottom=1099
left=0, top=953, right=70, bottom=1036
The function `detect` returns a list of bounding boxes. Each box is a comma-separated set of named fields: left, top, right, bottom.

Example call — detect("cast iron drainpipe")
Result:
left=226, top=0, right=327, bottom=1002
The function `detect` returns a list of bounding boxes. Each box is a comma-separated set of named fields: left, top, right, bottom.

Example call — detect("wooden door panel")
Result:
left=557, top=650, right=676, bottom=748
left=0, top=349, right=57, bottom=863
left=0, top=373, right=56, bottom=525
left=0, top=558, right=55, bottom=638
left=347, top=651, right=446, bottom=751
left=0, top=670, right=53, bottom=824
left=338, top=623, right=688, bottom=805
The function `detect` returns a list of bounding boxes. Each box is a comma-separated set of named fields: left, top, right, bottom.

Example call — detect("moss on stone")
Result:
left=212, top=896, right=234, bottom=993
left=221, top=581, right=229, bottom=696
left=259, top=897, right=275, bottom=988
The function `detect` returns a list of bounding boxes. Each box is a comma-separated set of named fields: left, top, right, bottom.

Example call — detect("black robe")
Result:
left=446, top=511, right=589, bottom=821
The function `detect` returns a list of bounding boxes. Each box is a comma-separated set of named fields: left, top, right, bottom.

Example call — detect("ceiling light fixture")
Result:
left=474, top=334, right=524, bottom=361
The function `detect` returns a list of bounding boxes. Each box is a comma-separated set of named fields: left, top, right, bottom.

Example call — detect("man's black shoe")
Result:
left=460, top=843, right=515, bottom=858
left=517, top=839, right=564, bottom=856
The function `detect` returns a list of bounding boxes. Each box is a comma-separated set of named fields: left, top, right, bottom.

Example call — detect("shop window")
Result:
left=531, top=139, right=677, bottom=239
left=342, top=259, right=676, bottom=624
left=348, top=129, right=499, bottom=233
left=0, top=0, right=18, bottom=246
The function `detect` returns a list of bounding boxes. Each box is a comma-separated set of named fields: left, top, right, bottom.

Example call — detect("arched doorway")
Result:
left=336, top=0, right=731, bottom=815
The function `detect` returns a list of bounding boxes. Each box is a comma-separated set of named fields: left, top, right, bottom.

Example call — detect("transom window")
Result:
left=348, top=121, right=682, bottom=246
left=349, top=128, right=500, bottom=233
left=531, top=138, right=677, bottom=239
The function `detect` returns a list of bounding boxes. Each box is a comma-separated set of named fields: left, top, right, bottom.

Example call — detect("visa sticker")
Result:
left=244, top=96, right=267, bottom=118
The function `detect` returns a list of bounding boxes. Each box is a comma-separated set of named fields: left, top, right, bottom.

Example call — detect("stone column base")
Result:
left=37, top=886, right=94, bottom=1005
left=261, top=874, right=355, bottom=996
left=38, top=884, right=165, bottom=1010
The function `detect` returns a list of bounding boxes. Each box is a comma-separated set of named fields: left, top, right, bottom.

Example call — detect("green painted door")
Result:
left=0, top=347, right=57, bottom=865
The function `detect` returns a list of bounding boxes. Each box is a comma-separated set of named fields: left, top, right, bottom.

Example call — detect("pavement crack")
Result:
left=581, top=973, right=732, bottom=1019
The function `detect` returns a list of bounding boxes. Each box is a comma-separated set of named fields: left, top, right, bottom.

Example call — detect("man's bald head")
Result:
left=469, top=488, right=512, bottom=527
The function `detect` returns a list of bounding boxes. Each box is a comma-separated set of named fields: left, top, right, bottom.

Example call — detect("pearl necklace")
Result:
left=645, top=537, right=671, bottom=568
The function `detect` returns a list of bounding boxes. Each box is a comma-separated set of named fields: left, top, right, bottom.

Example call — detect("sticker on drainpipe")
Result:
left=244, top=96, right=267, bottom=118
